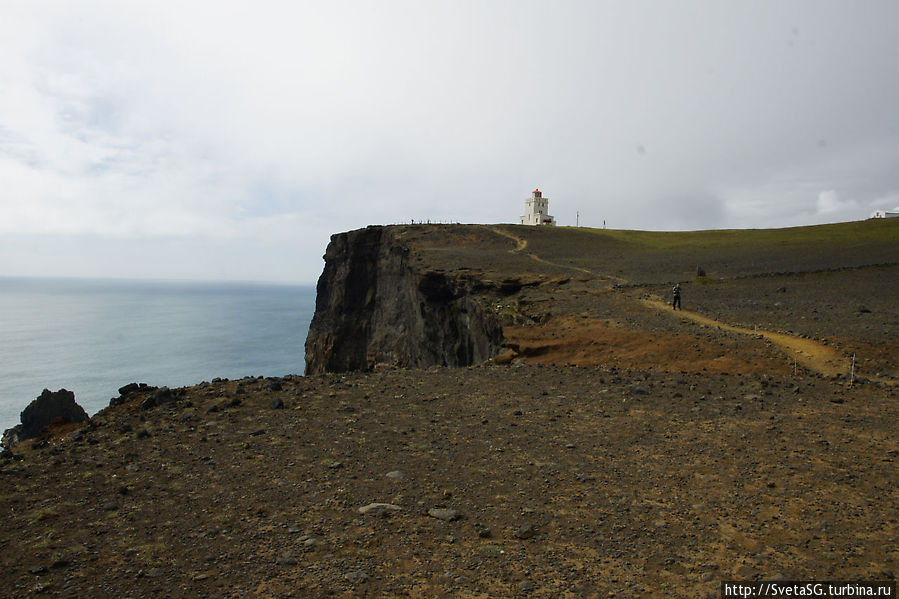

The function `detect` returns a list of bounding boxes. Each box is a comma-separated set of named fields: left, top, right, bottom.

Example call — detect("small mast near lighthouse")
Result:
left=520, top=189, right=556, bottom=226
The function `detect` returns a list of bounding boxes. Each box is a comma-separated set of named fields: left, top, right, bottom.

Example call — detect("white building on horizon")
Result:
left=520, top=188, right=556, bottom=226
left=871, top=208, right=899, bottom=218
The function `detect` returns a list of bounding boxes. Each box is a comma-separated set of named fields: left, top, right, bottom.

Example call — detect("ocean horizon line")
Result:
left=0, top=274, right=318, bottom=289
left=0, top=276, right=316, bottom=433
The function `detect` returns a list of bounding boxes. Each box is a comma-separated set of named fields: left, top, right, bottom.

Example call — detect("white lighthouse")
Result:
left=520, top=189, right=556, bottom=226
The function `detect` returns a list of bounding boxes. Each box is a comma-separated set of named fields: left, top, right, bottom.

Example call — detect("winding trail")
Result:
left=486, top=226, right=528, bottom=253
left=484, top=226, right=596, bottom=276
left=483, top=225, right=858, bottom=379
left=640, top=299, right=850, bottom=377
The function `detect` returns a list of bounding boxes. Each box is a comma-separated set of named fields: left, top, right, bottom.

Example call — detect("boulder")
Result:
left=140, top=387, right=175, bottom=410
left=110, top=383, right=153, bottom=407
left=2, top=389, right=90, bottom=448
left=357, top=502, right=402, bottom=516
left=118, top=382, right=141, bottom=396
left=428, top=508, right=462, bottom=522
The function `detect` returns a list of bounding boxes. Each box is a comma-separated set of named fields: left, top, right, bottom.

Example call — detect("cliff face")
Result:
left=304, top=226, right=505, bottom=374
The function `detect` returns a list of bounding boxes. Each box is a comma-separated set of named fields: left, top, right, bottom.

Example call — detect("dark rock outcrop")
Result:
left=2, top=389, right=90, bottom=448
left=140, top=386, right=175, bottom=410
left=305, top=226, right=504, bottom=374
left=109, top=382, right=152, bottom=407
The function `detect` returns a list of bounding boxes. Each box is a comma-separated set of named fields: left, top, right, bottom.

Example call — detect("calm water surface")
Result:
left=0, top=277, right=315, bottom=433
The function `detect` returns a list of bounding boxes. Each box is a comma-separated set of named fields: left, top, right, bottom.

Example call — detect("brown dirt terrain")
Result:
left=1, top=370, right=896, bottom=599
left=1, top=220, right=897, bottom=598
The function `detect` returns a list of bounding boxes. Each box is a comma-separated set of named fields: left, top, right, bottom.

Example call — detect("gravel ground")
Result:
left=1, top=367, right=896, bottom=599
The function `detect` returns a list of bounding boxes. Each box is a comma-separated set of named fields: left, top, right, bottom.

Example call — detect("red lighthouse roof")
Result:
left=533, top=188, right=542, bottom=197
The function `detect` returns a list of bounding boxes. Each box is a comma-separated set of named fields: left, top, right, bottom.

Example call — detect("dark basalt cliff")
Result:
left=304, top=226, right=505, bottom=374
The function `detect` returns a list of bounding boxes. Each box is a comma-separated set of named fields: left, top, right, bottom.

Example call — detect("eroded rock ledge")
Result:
left=304, top=226, right=505, bottom=374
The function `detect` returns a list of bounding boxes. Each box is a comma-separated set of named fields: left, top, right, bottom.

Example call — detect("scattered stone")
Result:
left=29, top=565, right=47, bottom=575
left=344, top=570, right=369, bottom=584
left=385, top=470, right=405, bottom=480
left=428, top=508, right=461, bottom=522
left=269, top=397, right=284, bottom=409
left=327, top=461, right=343, bottom=469
left=474, top=523, right=492, bottom=538
left=276, top=552, right=298, bottom=566
left=143, top=568, right=164, bottom=578
left=513, top=523, right=538, bottom=539
left=358, top=503, right=401, bottom=516
left=268, top=380, right=283, bottom=392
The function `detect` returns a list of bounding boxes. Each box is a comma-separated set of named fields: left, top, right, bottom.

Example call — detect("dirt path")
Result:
left=483, top=226, right=875, bottom=381
left=640, top=298, right=850, bottom=378
left=484, top=226, right=595, bottom=275
left=485, top=225, right=528, bottom=252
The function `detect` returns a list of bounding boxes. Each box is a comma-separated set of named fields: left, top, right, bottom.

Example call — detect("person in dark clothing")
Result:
left=672, top=283, right=682, bottom=310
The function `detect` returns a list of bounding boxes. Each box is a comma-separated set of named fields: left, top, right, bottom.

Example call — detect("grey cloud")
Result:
left=1, top=0, right=898, bottom=282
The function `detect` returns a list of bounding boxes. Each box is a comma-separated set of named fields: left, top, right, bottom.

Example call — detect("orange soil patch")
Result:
left=502, top=315, right=791, bottom=376
left=640, top=299, right=852, bottom=378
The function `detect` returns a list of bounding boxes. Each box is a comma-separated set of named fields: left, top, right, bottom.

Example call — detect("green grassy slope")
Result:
left=503, top=219, right=899, bottom=283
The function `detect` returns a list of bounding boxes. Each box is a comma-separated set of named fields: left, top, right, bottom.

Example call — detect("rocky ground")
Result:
left=1, top=368, right=896, bottom=598
left=1, top=220, right=896, bottom=598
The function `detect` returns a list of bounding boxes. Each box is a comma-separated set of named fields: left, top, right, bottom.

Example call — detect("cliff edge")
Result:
left=304, top=220, right=898, bottom=379
left=304, top=226, right=504, bottom=374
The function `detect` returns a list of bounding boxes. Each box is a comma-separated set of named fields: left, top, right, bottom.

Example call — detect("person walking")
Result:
left=672, top=283, right=682, bottom=310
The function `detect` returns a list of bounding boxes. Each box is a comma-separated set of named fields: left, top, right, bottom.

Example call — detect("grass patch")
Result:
left=589, top=219, right=899, bottom=251
left=478, top=544, right=505, bottom=556
left=27, top=506, right=60, bottom=524
left=132, top=541, right=171, bottom=566
left=32, top=533, right=58, bottom=551
left=692, top=276, right=720, bottom=285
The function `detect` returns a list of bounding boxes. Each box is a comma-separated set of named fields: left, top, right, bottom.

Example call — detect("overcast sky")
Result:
left=2, top=1, right=898, bottom=283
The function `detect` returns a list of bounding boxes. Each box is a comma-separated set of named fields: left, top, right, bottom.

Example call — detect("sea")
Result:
left=0, top=277, right=316, bottom=434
